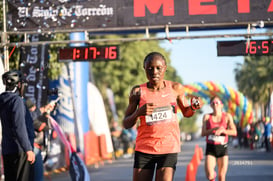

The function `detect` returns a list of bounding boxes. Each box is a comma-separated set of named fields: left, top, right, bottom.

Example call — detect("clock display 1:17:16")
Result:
left=72, top=46, right=118, bottom=60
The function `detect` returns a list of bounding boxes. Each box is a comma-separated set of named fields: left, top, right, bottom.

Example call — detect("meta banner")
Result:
left=7, top=0, right=273, bottom=32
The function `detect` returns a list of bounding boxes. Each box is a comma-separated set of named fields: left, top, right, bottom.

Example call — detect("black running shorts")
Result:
left=205, top=143, right=228, bottom=158
left=133, top=151, right=178, bottom=170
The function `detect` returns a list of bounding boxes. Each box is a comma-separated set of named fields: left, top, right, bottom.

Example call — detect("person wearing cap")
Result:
left=0, top=70, right=35, bottom=181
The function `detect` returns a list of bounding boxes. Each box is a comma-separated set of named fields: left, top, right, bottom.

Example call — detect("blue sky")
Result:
left=158, top=28, right=266, bottom=91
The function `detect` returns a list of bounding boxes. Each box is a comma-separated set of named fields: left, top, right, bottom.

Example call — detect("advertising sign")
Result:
left=19, top=34, right=49, bottom=107
left=7, top=0, right=273, bottom=32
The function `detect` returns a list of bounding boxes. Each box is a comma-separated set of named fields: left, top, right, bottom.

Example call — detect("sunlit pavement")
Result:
left=183, top=138, right=273, bottom=181
left=45, top=137, right=273, bottom=181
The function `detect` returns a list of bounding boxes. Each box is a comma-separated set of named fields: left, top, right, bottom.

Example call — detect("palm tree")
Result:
left=235, top=55, right=273, bottom=119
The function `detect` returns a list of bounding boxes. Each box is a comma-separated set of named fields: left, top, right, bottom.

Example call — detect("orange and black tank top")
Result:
left=135, top=80, right=181, bottom=154
left=206, top=112, right=229, bottom=145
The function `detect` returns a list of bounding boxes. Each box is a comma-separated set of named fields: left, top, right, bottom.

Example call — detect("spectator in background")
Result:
left=26, top=99, right=52, bottom=181
left=0, top=70, right=35, bottom=181
left=236, top=123, right=243, bottom=149
left=120, top=128, right=133, bottom=158
left=257, top=119, right=264, bottom=149
left=243, top=124, right=250, bottom=148
left=129, top=125, right=137, bottom=146
left=248, top=123, right=256, bottom=150
left=263, top=117, right=272, bottom=152
left=253, top=122, right=262, bottom=149
left=110, top=120, right=122, bottom=158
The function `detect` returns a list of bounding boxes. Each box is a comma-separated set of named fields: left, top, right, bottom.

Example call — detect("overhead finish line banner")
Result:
left=7, top=0, right=273, bottom=32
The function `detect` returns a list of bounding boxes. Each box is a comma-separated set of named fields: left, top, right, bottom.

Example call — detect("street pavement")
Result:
left=45, top=137, right=273, bottom=181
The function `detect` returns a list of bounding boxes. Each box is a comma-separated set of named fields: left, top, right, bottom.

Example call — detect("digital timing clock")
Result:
left=217, top=40, right=273, bottom=56
left=58, top=45, right=119, bottom=62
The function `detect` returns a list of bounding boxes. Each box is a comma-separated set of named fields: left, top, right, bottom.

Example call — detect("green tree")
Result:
left=180, top=113, right=199, bottom=134
left=235, top=55, right=273, bottom=118
left=48, top=33, right=68, bottom=80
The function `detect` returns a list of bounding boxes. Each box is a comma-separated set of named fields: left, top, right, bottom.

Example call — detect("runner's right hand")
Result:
left=138, top=103, right=157, bottom=116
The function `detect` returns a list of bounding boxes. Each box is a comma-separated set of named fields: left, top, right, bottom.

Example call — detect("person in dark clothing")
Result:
left=236, top=123, right=243, bottom=148
left=0, top=70, right=35, bottom=181
left=263, top=117, right=272, bottom=152
left=120, top=128, right=132, bottom=158
left=110, top=121, right=122, bottom=153
left=26, top=98, right=51, bottom=181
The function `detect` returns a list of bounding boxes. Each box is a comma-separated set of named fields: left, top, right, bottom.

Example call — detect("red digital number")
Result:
left=108, top=46, right=117, bottom=59
left=89, top=47, right=97, bottom=59
left=84, top=48, right=89, bottom=59
left=105, top=47, right=109, bottom=59
left=245, top=42, right=249, bottom=54
left=73, top=48, right=81, bottom=60
left=262, top=41, right=269, bottom=54
left=249, top=41, right=257, bottom=54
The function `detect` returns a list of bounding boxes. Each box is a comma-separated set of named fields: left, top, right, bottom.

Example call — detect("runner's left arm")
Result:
left=174, top=82, right=201, bottom=117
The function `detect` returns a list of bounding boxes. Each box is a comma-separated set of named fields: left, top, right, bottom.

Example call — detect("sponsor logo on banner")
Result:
left=7, top=1, right=273, bottom=31
left=54, top=65, right=75, bottom=133
left=19, top=34, right=49, bottom=108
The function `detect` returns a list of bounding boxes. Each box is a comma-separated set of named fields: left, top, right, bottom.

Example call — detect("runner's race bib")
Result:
left=145, top=105, right=173, bottom=125
left=208, top=135, right=225, bottom=144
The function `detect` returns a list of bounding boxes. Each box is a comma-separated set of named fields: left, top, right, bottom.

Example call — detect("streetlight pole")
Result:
left=2, top=0, right=9, bottom=71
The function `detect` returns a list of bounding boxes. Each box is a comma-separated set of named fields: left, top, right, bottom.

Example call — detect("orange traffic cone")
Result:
left=199, top=147, right=204, bottom=160
left=185, top=162, right=195, bottom=181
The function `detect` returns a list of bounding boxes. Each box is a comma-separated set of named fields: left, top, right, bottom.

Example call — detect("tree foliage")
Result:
left=180, top=113, right=199, bottom=133
left=48, top=33, right=68, bottom=80
left=234, top=55, right=273, bottom=117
